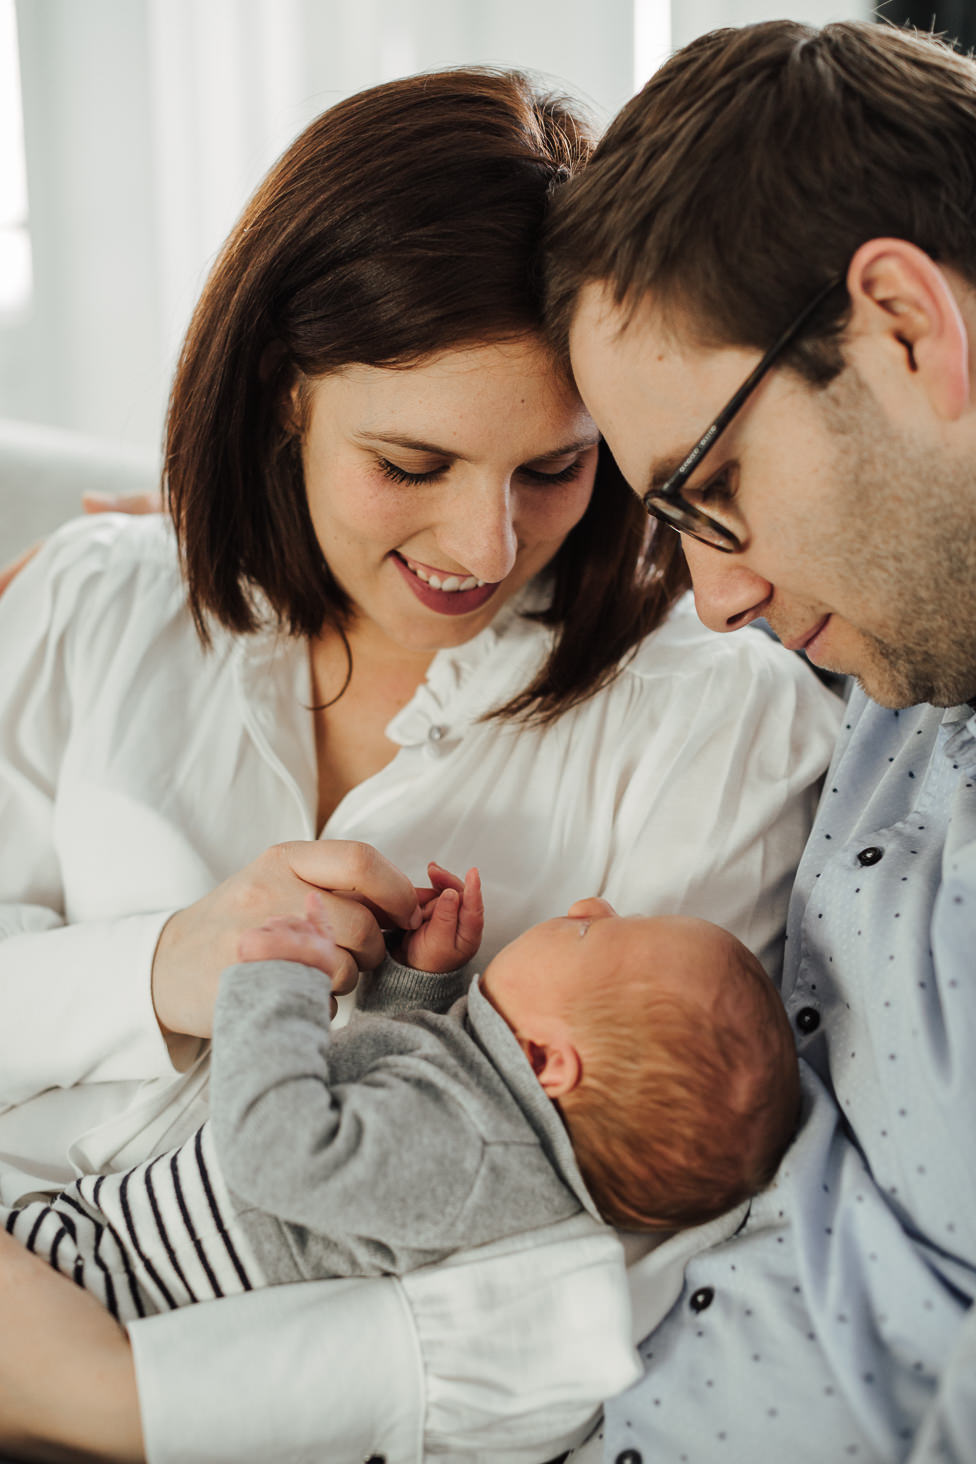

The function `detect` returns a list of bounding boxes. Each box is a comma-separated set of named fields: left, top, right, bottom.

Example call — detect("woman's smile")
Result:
left=299, top=336, right=600, bottom=657
left=391, top=552, right=498, bottom=616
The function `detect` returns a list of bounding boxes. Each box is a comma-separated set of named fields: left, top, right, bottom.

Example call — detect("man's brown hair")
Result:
left=165, top=68, right=687, bottom=724
left=547, top=20, right=976, bottom=385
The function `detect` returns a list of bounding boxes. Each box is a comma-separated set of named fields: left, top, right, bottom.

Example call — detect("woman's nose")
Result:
left=682, top=537, right=772, bottom=633
left=437, top=480, right=519, bottom=584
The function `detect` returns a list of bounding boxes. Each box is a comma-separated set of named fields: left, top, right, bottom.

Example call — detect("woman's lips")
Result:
left=391, top=552, right=501, bottom=616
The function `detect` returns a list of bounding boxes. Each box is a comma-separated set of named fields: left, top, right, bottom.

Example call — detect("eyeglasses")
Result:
left=642, top=277, right=845, bottom=553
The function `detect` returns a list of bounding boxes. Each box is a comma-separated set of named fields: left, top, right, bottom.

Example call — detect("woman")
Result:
left=0, top=69, right=840, bottom=1460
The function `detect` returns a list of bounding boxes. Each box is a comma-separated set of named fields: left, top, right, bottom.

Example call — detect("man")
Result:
left=549, top=18, right=976, bottom=1464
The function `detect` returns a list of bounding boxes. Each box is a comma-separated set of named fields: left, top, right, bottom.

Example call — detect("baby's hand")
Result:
left=400, top=864, right=484, bottom=973
left=237, top=891, right=340, bottom=980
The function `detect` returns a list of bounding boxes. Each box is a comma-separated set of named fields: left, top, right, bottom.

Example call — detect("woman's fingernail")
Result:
left=409, top=907, right=423, bottom=929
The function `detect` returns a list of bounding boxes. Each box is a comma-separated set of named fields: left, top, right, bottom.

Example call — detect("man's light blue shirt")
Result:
left=601, top=688, right=976, bottom=1464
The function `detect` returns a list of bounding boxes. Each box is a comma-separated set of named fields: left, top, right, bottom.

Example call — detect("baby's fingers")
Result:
left=238, top=912, right=340, bottom=977
left=427, top=861, right=465, bottom=895
left=424, top=886, right=461, bottom=942
left=455, top=868, right=484, bottom=959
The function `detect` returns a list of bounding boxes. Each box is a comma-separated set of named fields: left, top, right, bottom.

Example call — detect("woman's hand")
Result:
left=0, top=1229, right=144, bottom=1462
left=151, top=840, right=421, bottom=1041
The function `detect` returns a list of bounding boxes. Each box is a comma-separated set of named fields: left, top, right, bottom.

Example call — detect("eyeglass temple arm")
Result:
left=646, top=275, right=845, bottom=502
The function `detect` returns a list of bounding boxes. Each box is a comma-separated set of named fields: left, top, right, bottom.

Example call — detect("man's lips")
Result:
left=391, top=552, right=501, bottom=616
left=781, top=615, right=831, bottom=654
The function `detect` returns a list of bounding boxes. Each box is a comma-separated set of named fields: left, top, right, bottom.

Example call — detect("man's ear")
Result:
left=846, top=238, right=971, bottom=421
left=522, top=1036, right=582, bottom=1098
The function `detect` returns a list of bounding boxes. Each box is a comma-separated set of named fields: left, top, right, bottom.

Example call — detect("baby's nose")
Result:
left=567, top=897, right=616, bottom=922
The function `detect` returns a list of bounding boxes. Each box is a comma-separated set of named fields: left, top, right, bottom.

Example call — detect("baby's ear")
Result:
left=526, top=1037, right=581, bottom=1098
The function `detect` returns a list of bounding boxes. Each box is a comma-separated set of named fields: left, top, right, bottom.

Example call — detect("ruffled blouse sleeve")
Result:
left=0, top=517, right=183, bottom=1104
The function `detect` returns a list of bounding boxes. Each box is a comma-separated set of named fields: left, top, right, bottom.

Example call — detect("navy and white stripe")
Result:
left=3, top=1124, right=262, bottom=1322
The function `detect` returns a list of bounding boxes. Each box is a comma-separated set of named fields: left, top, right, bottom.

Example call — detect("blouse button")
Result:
left=796, top=1006, right=820, bottom=1034
left=689, top=1286, right=714, bottom=1313
left=857, top=846, right=884, bottom=866
left=614, top=1452, right=643, bottom=1464
left=427, top=724, right=447, bottom=742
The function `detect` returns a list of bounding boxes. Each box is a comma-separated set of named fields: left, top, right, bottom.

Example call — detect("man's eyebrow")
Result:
left=645, top=444, right=736, bottom=497
left=646, top=450, right=696, bottom=496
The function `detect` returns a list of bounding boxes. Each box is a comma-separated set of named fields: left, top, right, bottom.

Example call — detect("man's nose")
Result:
left=682, top=537, right=772, bottom=633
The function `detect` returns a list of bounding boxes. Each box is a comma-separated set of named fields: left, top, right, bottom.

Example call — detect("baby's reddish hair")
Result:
left=560, top=929, right=800, bottom=1231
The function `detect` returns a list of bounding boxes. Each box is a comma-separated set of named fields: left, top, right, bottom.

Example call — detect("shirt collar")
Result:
left=227, top=574, right=554, bottom=757
left=940, top=702, right=976, bottom=771
left=385, top=578, right=554, bottom=747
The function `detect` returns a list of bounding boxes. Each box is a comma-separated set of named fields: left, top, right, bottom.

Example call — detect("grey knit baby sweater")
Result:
left=209, top=956, right=600, bottom=1283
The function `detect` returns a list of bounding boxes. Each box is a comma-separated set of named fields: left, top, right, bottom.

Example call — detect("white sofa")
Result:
left=0, top=417, right=159, bottom=563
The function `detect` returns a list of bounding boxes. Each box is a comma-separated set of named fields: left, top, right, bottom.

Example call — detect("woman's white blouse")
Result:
left=0, top=513, right=841, bottom=1198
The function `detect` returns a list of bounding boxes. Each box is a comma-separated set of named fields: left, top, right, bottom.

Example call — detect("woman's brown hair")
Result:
left=166, top=67, right=686, bottom=725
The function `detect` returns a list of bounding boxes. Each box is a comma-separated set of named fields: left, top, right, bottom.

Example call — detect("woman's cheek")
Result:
left=534, top=475, right=596, bottom=542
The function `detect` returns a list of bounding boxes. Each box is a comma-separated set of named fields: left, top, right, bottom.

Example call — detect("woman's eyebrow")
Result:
left=531, top=435, right=601, bottom=462
left=354, top=432, right=457, bottom=458
left=354, top=431, right=601, bottom=461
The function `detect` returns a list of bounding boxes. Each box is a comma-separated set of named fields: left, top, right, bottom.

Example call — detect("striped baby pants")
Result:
left=3, top=1124, right=263, bottom=1322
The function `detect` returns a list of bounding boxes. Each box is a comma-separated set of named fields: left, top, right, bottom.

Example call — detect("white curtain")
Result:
left=2, top=0, right=637, bottom=449
left=2, top=0, right=869, bottom=449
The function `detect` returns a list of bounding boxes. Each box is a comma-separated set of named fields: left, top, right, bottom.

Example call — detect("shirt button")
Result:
left=796, top=1006, right=820, bottom=1034
left=690, top=1286, right=714, bottom=1313
left=857, top=846, right=884, bottom=866
left=427, top=724, right=447, bottom=742
left=614, top=1452, right=643, bottom=1464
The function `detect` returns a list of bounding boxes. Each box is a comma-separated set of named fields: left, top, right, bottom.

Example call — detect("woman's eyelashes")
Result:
left=377, top=458, right=446, bottom=486
left=520, top=459, right=587, bottom=486
left=376, top=456, right=587, bottom=488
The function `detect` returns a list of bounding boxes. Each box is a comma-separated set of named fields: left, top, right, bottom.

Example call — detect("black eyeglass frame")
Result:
left=642, top=276, right=845, bottom=553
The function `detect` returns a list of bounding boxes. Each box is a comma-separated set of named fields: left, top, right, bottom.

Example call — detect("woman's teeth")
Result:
left=406, top=559, right=486, bottom=593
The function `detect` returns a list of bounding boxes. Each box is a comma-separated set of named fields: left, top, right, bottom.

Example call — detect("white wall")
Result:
left=671, top=0, right=869, bottom=51
left=0, top=0, right=870, bottom=451
left=3, top=2, right=160, bottom=445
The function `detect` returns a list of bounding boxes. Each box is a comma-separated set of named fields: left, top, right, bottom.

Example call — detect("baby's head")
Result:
left=480, top=900, right=800, bottom=1231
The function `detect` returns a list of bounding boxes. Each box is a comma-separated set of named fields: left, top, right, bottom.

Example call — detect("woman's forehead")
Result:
left=305, top=340, right=596, bottom=452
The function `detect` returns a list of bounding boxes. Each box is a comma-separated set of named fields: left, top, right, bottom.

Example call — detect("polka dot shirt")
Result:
left=592, top=689, right=976, bottom=1464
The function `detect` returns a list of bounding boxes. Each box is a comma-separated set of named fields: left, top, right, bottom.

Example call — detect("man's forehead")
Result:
left=569, top=281, right=727, bottom=483
left=570, top=280, right=794, bottom=483
left=571, top=278, right=758, bottom=384
left=570, top=280, right=673, bottom=363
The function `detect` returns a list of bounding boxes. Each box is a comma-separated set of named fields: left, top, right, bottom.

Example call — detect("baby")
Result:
left=2, top=865, right=799, bottom=1322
